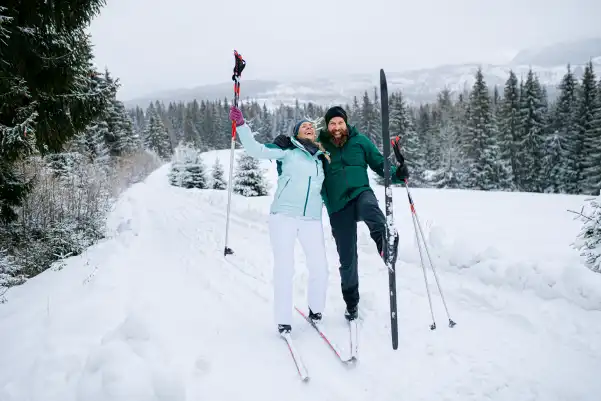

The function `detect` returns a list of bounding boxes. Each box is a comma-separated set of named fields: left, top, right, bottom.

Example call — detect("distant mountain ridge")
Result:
left=510, top=37, right=601, bottom=67
left=123, top=38, right=601, bottom=109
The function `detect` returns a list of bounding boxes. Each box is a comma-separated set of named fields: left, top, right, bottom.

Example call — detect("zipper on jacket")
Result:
left=315, top=160, right=318, bottom=175
left=278, top=178, right=290, bottom=199
left=303, top=177, right=312, bottom=216
left=341, top=143, right=349, bottom=198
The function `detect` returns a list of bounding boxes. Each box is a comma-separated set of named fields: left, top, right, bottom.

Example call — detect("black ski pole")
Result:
left=224, top=50, right=246, bottom=257
left=402, top=177, right=456, bottom=329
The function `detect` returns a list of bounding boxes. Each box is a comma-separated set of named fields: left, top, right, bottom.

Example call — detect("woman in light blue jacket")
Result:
left=229, top=106, right=330, bottom=335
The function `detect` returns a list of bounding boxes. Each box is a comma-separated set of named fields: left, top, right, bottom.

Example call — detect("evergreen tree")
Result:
left=0, top=1, right=112, bottom=222
left=75, top=118, right=111, bottom=167
left=498, top=70, right=520, bottom=190
left=430, top=90, right=463, bottom=188
left=115, top=106, right=141, bottom=155
left=462, top=68, right=499, bottom=190
left=573, top=195, right=601, bottom=273
left=417, top=104, right=439, bottom=173
left=518, top=69, right=546, bottom=192
left=144, top=107, right=172, bottom=160
left=359, top=91, right=373, bottom=140
left=233, top=151, right=269, bottom=196
left=540, top=133, right=564, bottom=193
left=369, top=87, right=382, bottom=150
left=553, top=65, right=580, bottom=193
left=169, top=143, right=208, bottom=189
left=578, top=62, right=601, bottom=195
left=258, top=104, right=275, bottom=143
left=211, top=157, right=227, bottom=190
left=389, top=92, right=424, bottom=185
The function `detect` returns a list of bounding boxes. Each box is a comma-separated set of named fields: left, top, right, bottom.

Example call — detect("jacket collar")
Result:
left=291, top=136, right=328, bottom=158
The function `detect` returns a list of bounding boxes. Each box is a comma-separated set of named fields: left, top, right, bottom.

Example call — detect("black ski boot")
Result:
left=278, top=324, right=291, bottom=334
left=308, top=308, right=322, bottom=324
left=345, top=305, right=358, bottom=321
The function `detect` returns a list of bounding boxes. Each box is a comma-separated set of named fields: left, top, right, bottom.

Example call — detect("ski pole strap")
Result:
left=231, top=50, right=245, bottom=107
left=232, top=50, right=246, bottom=81
left=391, top=136, right=404, bottom=165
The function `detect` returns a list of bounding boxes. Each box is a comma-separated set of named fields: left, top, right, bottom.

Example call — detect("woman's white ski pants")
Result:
left=268, top=213, right=329, bottom=326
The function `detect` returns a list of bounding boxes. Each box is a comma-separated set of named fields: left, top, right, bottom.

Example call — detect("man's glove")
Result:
left=391, top=136, right=409, bottom=181
left=273, top=134, right=293, bottom=149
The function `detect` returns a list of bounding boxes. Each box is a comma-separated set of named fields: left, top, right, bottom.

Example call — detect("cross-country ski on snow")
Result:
left=295, top=306, right=357, bottom=364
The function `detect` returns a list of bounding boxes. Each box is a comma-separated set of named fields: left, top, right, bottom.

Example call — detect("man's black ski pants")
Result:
left=328, top=190, right=387, bottom=310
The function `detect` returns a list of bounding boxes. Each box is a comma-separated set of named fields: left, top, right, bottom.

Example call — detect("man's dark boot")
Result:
left=344, top=305, right=358, bottom=321
left=308, top=308, right=322, bottom=323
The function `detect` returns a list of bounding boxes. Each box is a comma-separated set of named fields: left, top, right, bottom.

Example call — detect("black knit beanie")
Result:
left=325, top=106, right=348, bottom=125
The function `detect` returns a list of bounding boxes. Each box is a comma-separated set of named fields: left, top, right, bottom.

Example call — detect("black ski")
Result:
left=380, top=68, right=399, bottom=350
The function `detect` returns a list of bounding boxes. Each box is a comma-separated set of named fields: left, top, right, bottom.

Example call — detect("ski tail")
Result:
left=348, top=319, right=359, bottom=361
left=280, top=331, right=309, bottom=381
left=380, top=68, right=399, bottom=350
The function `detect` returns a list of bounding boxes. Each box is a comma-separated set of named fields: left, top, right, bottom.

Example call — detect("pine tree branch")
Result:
left=567, top=207, right=594, bottom=221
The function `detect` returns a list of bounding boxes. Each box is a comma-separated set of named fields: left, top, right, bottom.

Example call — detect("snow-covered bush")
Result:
left=211, top=157, right=227, bottom=190
left=573, top=195, right=601, bottom=273
left=0, top=148, right=162, bottom=291
left=111, top=149, right=163, bottom=193
left=169, top=143, right=208, bottom=189
left=233, top=151, right=269, bottom=197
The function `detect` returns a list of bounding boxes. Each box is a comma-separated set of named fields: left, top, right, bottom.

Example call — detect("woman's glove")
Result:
left=229, top=106, right=244, bottom=127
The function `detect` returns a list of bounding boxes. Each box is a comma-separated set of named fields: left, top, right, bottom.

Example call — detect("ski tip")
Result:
left=380, top=68, right=386, bottom=80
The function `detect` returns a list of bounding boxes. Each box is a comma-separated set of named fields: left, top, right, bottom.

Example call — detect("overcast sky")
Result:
left=88, top=0, right=601, bottom=101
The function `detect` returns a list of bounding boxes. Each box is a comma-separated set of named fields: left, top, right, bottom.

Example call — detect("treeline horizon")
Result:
left=128, top=61, right=601, bottom=196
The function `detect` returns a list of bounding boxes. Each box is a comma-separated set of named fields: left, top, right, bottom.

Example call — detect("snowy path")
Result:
left=1, top=155, right=601, bottom=401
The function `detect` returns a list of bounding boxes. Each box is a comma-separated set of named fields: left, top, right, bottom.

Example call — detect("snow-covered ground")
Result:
left=1, top=148, right=601, bottom=401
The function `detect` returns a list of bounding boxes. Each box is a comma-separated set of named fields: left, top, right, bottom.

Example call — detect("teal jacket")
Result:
left=236, top=123, right=328, bottom=220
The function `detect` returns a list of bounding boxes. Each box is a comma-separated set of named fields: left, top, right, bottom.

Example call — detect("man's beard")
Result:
left=329, top=127, right=348, bottom=138
left=329, top=127, right=348, bottom=146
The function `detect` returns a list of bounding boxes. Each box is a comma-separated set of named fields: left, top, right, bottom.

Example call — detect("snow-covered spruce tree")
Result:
left=540, top=133, right=564, bottom=193
left=74, top=118, right=112, bottom=168
left=430, top=90, right=463, bottom=189
left=518, top=69, right=546, bottom=192
left=233, top=151, right=269, bottom=196
left=462, top=68, right=500, bottom=190
left=144, top=106, right=172, bottom=160
left=578, top=62, right=601, bottom=196
left=389, top=92, right=425, bottom=186
left=498, top=70, right=520, bottom=190
left=573, top=195, right=601, bottom=273
left=552, top=65, right=580, bottom=194
left=0, top=2, right=112, bottom=223
left=211, top=157, right=227, bottom=190
left=169, top=143, right=208, bottom=189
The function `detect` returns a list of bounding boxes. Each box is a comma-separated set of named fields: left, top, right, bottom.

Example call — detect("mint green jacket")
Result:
left=236, top=123, right=327, bottom=220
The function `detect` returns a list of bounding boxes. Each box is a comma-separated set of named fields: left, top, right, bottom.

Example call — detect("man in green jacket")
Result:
left=317, top=106, right=409, bottom=321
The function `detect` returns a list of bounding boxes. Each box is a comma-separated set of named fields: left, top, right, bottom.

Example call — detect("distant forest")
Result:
left=129, top=62, right=601, bottom=196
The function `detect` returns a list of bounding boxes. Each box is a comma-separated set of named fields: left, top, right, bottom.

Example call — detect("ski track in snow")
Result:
left=1, top=151, right=601, bottom=401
